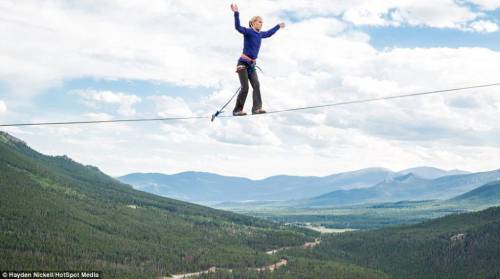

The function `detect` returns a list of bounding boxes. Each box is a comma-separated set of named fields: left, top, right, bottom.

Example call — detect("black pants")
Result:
left=233, top=61, right=262, bottom=113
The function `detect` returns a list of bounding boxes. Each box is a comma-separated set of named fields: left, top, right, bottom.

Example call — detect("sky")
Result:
left=1, top=0, right=500, bottom=179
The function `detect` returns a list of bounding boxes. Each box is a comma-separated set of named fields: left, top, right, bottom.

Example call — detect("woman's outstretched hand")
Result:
left=231, top=3, right=238, bottom=12
left=279, top=22, right=286, bottom=28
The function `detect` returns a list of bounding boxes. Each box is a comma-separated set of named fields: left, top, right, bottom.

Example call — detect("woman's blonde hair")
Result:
left=249, top=16, right=262, bottom=27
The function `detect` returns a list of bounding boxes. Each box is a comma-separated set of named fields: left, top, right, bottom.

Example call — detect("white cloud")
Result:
left=467, top=0, right=500, bottom=10
left=148, top=95, right=194, bottom=117
left=0, top=100, right=6, bottom=114
left=468, top=20, right=499, bottom=32
left=209, top=118, right=282, bottom=146
left=82, top=112, right=113, bottom=121
left=75, top=90, right=141, bottom=116
left=281, top=1, right=483, bottom=29
left=385, top=2, right=477, bottom=29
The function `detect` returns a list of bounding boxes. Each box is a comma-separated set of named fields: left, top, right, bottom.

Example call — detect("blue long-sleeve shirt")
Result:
left=234, top=11, right=280, bottom=62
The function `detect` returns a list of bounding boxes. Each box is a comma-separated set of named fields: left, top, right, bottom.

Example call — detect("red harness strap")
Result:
left=240, top=53, right=256, bottom=63
left=236, top=54, right=257, bottom=73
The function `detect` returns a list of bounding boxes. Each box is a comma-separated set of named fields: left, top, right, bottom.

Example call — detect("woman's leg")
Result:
left=249, top=70, right=262, bottom=113
left=233, top=64, right=250, bottom=113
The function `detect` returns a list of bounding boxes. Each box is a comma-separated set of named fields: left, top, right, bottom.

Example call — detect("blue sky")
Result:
left=366, top=25, right=500, bottom=51
left=30, top=78, right=212, bottom=118
left=1, top=0, right=500, bottom=178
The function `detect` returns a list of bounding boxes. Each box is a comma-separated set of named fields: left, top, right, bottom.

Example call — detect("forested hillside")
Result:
left=278, top=206, right=500, bottom=279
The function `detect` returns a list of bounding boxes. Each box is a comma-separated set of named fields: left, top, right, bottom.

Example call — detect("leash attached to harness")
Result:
left=211, top=86, right=242, bottom=122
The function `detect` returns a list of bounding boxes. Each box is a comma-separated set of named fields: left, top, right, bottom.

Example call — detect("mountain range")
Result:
left=451, top=180, right=500, bottom=203
left=300, top=170, right=500, bottom=207
left=119, top=167, right=472, bottom=205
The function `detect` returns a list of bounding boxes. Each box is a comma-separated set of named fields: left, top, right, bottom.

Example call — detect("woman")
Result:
left=231, top=3, right=285, bottom=116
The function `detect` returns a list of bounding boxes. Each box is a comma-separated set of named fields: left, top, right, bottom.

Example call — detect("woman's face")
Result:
left=252, top=17, right=263, bottom=31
